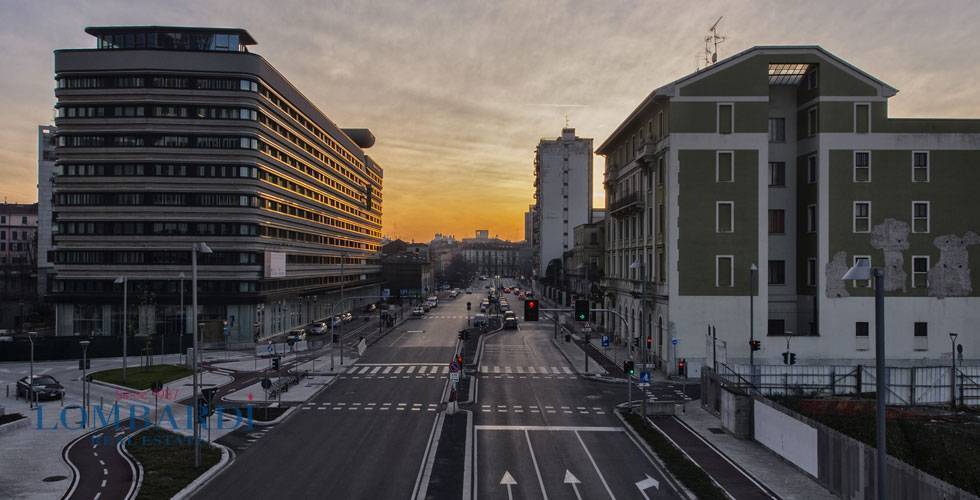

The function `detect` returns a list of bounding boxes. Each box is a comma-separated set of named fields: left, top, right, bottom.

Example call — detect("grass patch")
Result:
left=621, top=411, right=727, bottom=500
left=126, top=427, right=222, bottom=500
left=0, top=413, right=26, bottom=426
left=90, top=364, right=192, bottom=390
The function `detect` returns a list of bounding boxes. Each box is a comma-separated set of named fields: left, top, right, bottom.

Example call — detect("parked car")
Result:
left=306, top=322, right=328, bottom=335
left=363, top=303, right=377, bottom=313
left=422, top=302, right=432, bottom=312
left=286, top=329, right=307, bottom=342
left=503, top=316, right=518, bottom=329
left=17, top=375, right=64, bottom=401
left=412, top=306, right=426, bottom=317
left=472, top=313, right=489, bottom=328
left=342, top=312, right=354, bottom=322
left=427, top=296, right=439, bottom=307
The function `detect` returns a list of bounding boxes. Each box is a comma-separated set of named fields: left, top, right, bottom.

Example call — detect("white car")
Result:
left=412, top=306, right=425, bottom=317
left=306, top=322, right=328, bottom=335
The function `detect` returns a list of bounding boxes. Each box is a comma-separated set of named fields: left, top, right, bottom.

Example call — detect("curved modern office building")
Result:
left=47, top=26, right=384, bottom=344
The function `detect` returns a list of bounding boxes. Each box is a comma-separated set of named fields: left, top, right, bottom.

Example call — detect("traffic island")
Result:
left=90, top=364, right=193, bottom=390
left=125, top=427, right=222, bottom=500
left=619, top=410, right=727, bottom=500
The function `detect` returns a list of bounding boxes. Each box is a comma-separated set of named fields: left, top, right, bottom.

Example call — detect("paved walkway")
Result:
left=672, top=402, right=838, bottom=500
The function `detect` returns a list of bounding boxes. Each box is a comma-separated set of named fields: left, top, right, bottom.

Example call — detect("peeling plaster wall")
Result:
left=870, top=218, right=910, bottom=292
left=929, top=232, right=980, bottom=298
left=825, top=251, right=850, bottom=298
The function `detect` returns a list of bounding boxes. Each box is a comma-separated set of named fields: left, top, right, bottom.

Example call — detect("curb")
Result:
left=614, top=410, right=697, bottom=500
left=120, top=426, right=148, bottom=500
left=0, top=414, right=29, bottom=434
left=171, top=440, right=234, bottom=500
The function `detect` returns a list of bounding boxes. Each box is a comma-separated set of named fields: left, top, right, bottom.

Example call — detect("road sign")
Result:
left=450, top=371, right=460, bottom=384
left=449, top=360, right=460, bottom=372
left=640, top=371, right=651, bottom=383
left=261, top=378, right=272, bottom=390
left=671, top=338, right=679, bottom=345
left=601, top=335, right=610, bottom=347
left=150, top=380, right=163, bottom=393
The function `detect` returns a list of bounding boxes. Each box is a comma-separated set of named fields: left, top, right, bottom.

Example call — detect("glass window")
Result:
left=807, top=107, right=819, bottom=136
left=768, top=209, right=785, bottom=234
left=768, top=260, right=786, bottom=285
left=807, top=258, right=817, bottom=287
left=806, top=204, right=817, bottom=233
left=854, top=152, right=871, bottom=182
left=718, top=104, right=733, bottom=134
left=914, top=322, right=928, bottom=337
left=855, top=322, right=869, bottom=337
left=855, top=103, right=870, bottom=133
left=768, top=118, right=785, bottom=142
left=716, top=256, right=733, bottom=287
left=853, top=202, right=870, bottom=233
left=913, top=152, right=929, bottom=182
left=912, top=256, right=929, bottom=288
left=768, top=162, right=785, bottom=186
left=912, top=202, right=929, bottom=233
left=807, top=155, right=817, bottom=183
left=716, top=152, right=733, bottom=182
left=852, top=256, right=871, bottom=287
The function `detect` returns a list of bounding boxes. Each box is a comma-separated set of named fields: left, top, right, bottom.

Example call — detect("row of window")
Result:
left=57, top=75, right=258, bottom=92
left=57, top=104, right=257, bottom=121
left=729, top=152, right=931, bottom=188
left=52, top=250, right=258, bottom=266
left=52, top=279, right=256, bottom=294
left=57, top=134, right=259, bottom=150
left=852, top=151, right=931, bottom=183
left=716, top=256, right=932, bottom=289
left=0, top=242, right=31, bottom=252
left=259, top=225, right=379, bottom=252
left=286, top=254, right=371, bottom=266
left=0, top=216, right=31, bottom=225
left=260, top=198, right=382, bottom=239
left=0, top=230, right=31, bottom=241
left=610, top=110, right=667, bottom=169
left=60, top=163, right=260, bottom=179
left=96, top=31, right=242, bottom=52
left=259, top=141, right=374, bottom=208
left=56, top=221, right=260, bottom=237
left=853, top=201, right=930, bottom=233
left=260, top=170, right=381, bottom=226
left=56, top=192, right=258, bottom=208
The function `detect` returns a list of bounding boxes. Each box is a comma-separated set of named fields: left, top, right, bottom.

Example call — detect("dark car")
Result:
left=17, top=375, right=64, bottom=401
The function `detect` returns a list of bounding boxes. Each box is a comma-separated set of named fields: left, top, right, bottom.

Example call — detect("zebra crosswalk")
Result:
left=479, top=365, right=574, bottom=374
left=339, top=363, right=453, bottom=380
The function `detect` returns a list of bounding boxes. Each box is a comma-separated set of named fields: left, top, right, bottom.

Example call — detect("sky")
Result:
left=2, top=0, right=980, bottom=242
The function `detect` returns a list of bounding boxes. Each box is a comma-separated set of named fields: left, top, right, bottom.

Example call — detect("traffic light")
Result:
left=677, top=358, right=687, bottom=377
left=646, top=336, right=652, bottom=349
left=272, top=356, right=281, bottom=371
left=750, top=340, right=761, bottom=351
left=574, top=300, right=589, bottom=322
left=524, top=299, right=539, bottom=321
left=782, top=352, right=797, bottom=365
left=623, top=360, right=635, bottom=376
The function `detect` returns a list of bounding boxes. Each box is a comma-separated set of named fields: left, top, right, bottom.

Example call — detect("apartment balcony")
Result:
left=608, top=192, right=643, bottom=218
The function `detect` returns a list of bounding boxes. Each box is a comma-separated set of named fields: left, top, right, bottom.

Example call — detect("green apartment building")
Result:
left=598, top=46, right=980, bottom=376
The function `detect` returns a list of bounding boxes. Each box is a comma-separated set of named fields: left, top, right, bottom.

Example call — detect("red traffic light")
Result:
left=527, top=300, right=537, bottom=308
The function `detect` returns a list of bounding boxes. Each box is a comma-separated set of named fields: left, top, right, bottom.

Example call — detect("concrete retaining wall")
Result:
left=719, top=388, right=752, bottom=438
left=754, top=399, right=819, bottom=476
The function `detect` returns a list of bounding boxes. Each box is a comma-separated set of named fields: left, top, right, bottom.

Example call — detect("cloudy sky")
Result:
left=1, top=0, right=979, bottom=241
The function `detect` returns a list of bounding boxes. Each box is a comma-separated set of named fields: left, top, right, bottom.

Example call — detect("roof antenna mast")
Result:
left=705, top=16, right=726, bottom=65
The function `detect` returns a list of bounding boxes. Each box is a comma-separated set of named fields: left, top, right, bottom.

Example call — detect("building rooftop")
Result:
left=85, top=26, right=257, bottom=51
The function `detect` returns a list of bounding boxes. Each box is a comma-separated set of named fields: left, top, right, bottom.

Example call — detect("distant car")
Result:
left=503, top=310, right=515, bottom=319
left=422, top=302, right=432, bottom=312
left=465, top=288, right=472, bottom=294
left=503, top=317, right=518, bottom=329
left=342, top=312, right=354, bottom=322
left=286, top=329, right=307, bottom=342
left=363, top=303, right=377, bottom=313
left=472, top=313, right=489, bottom=328
left=17, top=375, right=64, bottom=401
left=412, top=306, right=425, bottom=317
left=306, top=322, right=328, bottom=335
left=503, top=287, right=511, bottom=293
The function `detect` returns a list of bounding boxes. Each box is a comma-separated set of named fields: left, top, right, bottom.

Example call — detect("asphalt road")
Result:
left=473, top=295, right=682, bottom=500
left=193, top=295, right=464, bottom=499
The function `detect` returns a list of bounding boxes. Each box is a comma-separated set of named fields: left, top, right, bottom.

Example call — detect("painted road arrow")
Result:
left=500, top=470, right=517, bottom=500
left=563, top=469, right=583, bottom=500
left=636, top=474, right=661, bottom=499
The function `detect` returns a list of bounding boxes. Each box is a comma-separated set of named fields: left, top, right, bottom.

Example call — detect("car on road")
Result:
left=412, top=306, right=425, bottom=317
left=341, top=312, right=354, bottom=323
left=17, top=375, right=64, bottom=401
left=286, top=329, right=307, bottom=342
left=465, top=288, right=472, bottom=294
left=479, top=300, right=489, bottom=313
left=503, top=316, right=518, bottom=329
left=472, top=313, right=488, bottom=328
left=306, top=322, right=328, bottom=335
left=363, top=303, right=377, bottom=313
left=331, top=315, right=343, bottom=327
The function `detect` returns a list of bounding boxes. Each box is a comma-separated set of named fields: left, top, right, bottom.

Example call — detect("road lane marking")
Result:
left=528, top=366, right=537, bottom=373
left=441, top=366, right=450, bottom=374
left=562, top=367, right=573, bottom=374
left=419, top=366, right=428, bottom=374
left=394, top=366, right=405, bottom=374
left=101, top=479, right=107, bottom=487
left=382, top=367, right=393, bottom=374
left=551, top=367, right=560, bottom=374
left=371, top=367, right=383, bottom=374
left=103, top=468, right=108, bottom=476
left=481, top=365, right=488, bottom=372
left=524, top=430, right=550, bottom=500
left=94, top=493, right=101, bottom=500
left=575, top=430, right=617, bottom=499
left=407, top=366, right=417, bottom=373
left=504, top=366, right=512, bottom=373
left=493, top=366, right=501, bottom=373
left=538, top=366, right=548, bottom=373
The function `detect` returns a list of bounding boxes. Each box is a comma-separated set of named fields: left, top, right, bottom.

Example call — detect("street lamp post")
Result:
left=191, top=242, right=212, bottom=468
left=842, top=259, right=887, bottom=500
left=28, top=332, right=36, bottom=409
left=114, top=277, right=128, bottom=382
left=178, top=272, right=185, bottom=365
left=949, top=332, right=959, bottom=407
left=80, top=340, right=90, bottom=428
left=749, top=263, right=758, bottom=382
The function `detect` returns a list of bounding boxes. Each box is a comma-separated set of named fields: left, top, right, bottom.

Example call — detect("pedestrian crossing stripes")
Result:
left=413, top=315, right=470, bottom=319
left=348, top=364, right=451, bottom=375
left=480, top=365, right=574, bottom=374
left=478, top=404, right=606, bottom=415
left=300, top=401, right=441, bottom=412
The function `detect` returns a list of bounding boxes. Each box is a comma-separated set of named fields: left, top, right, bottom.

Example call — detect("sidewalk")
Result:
left=674, top=402, right=837, bottom=500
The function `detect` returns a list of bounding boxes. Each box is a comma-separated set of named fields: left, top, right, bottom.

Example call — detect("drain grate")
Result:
left=707, top=427, right=725, bottom=434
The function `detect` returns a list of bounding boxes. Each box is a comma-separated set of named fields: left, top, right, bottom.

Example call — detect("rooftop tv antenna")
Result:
left=705, top=16, right=726, bottom=64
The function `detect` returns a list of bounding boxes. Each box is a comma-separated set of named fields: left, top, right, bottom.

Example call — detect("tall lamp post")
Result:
left=178, top=272, right=185, bottom=365
left=114, top=276, right=128, bottom=382
left=842, top=259, right=886, bottom=500
left=749, top=263, right=758, bottom=372
left=949, top=332, right=959, bottom=407
left=191, top=242, right=212, bottom=468
left=80, top=340, right=90, bottom=428
left=630, top=259, right=648, bottom=372
left=28, top=331, right=36, bottom=409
